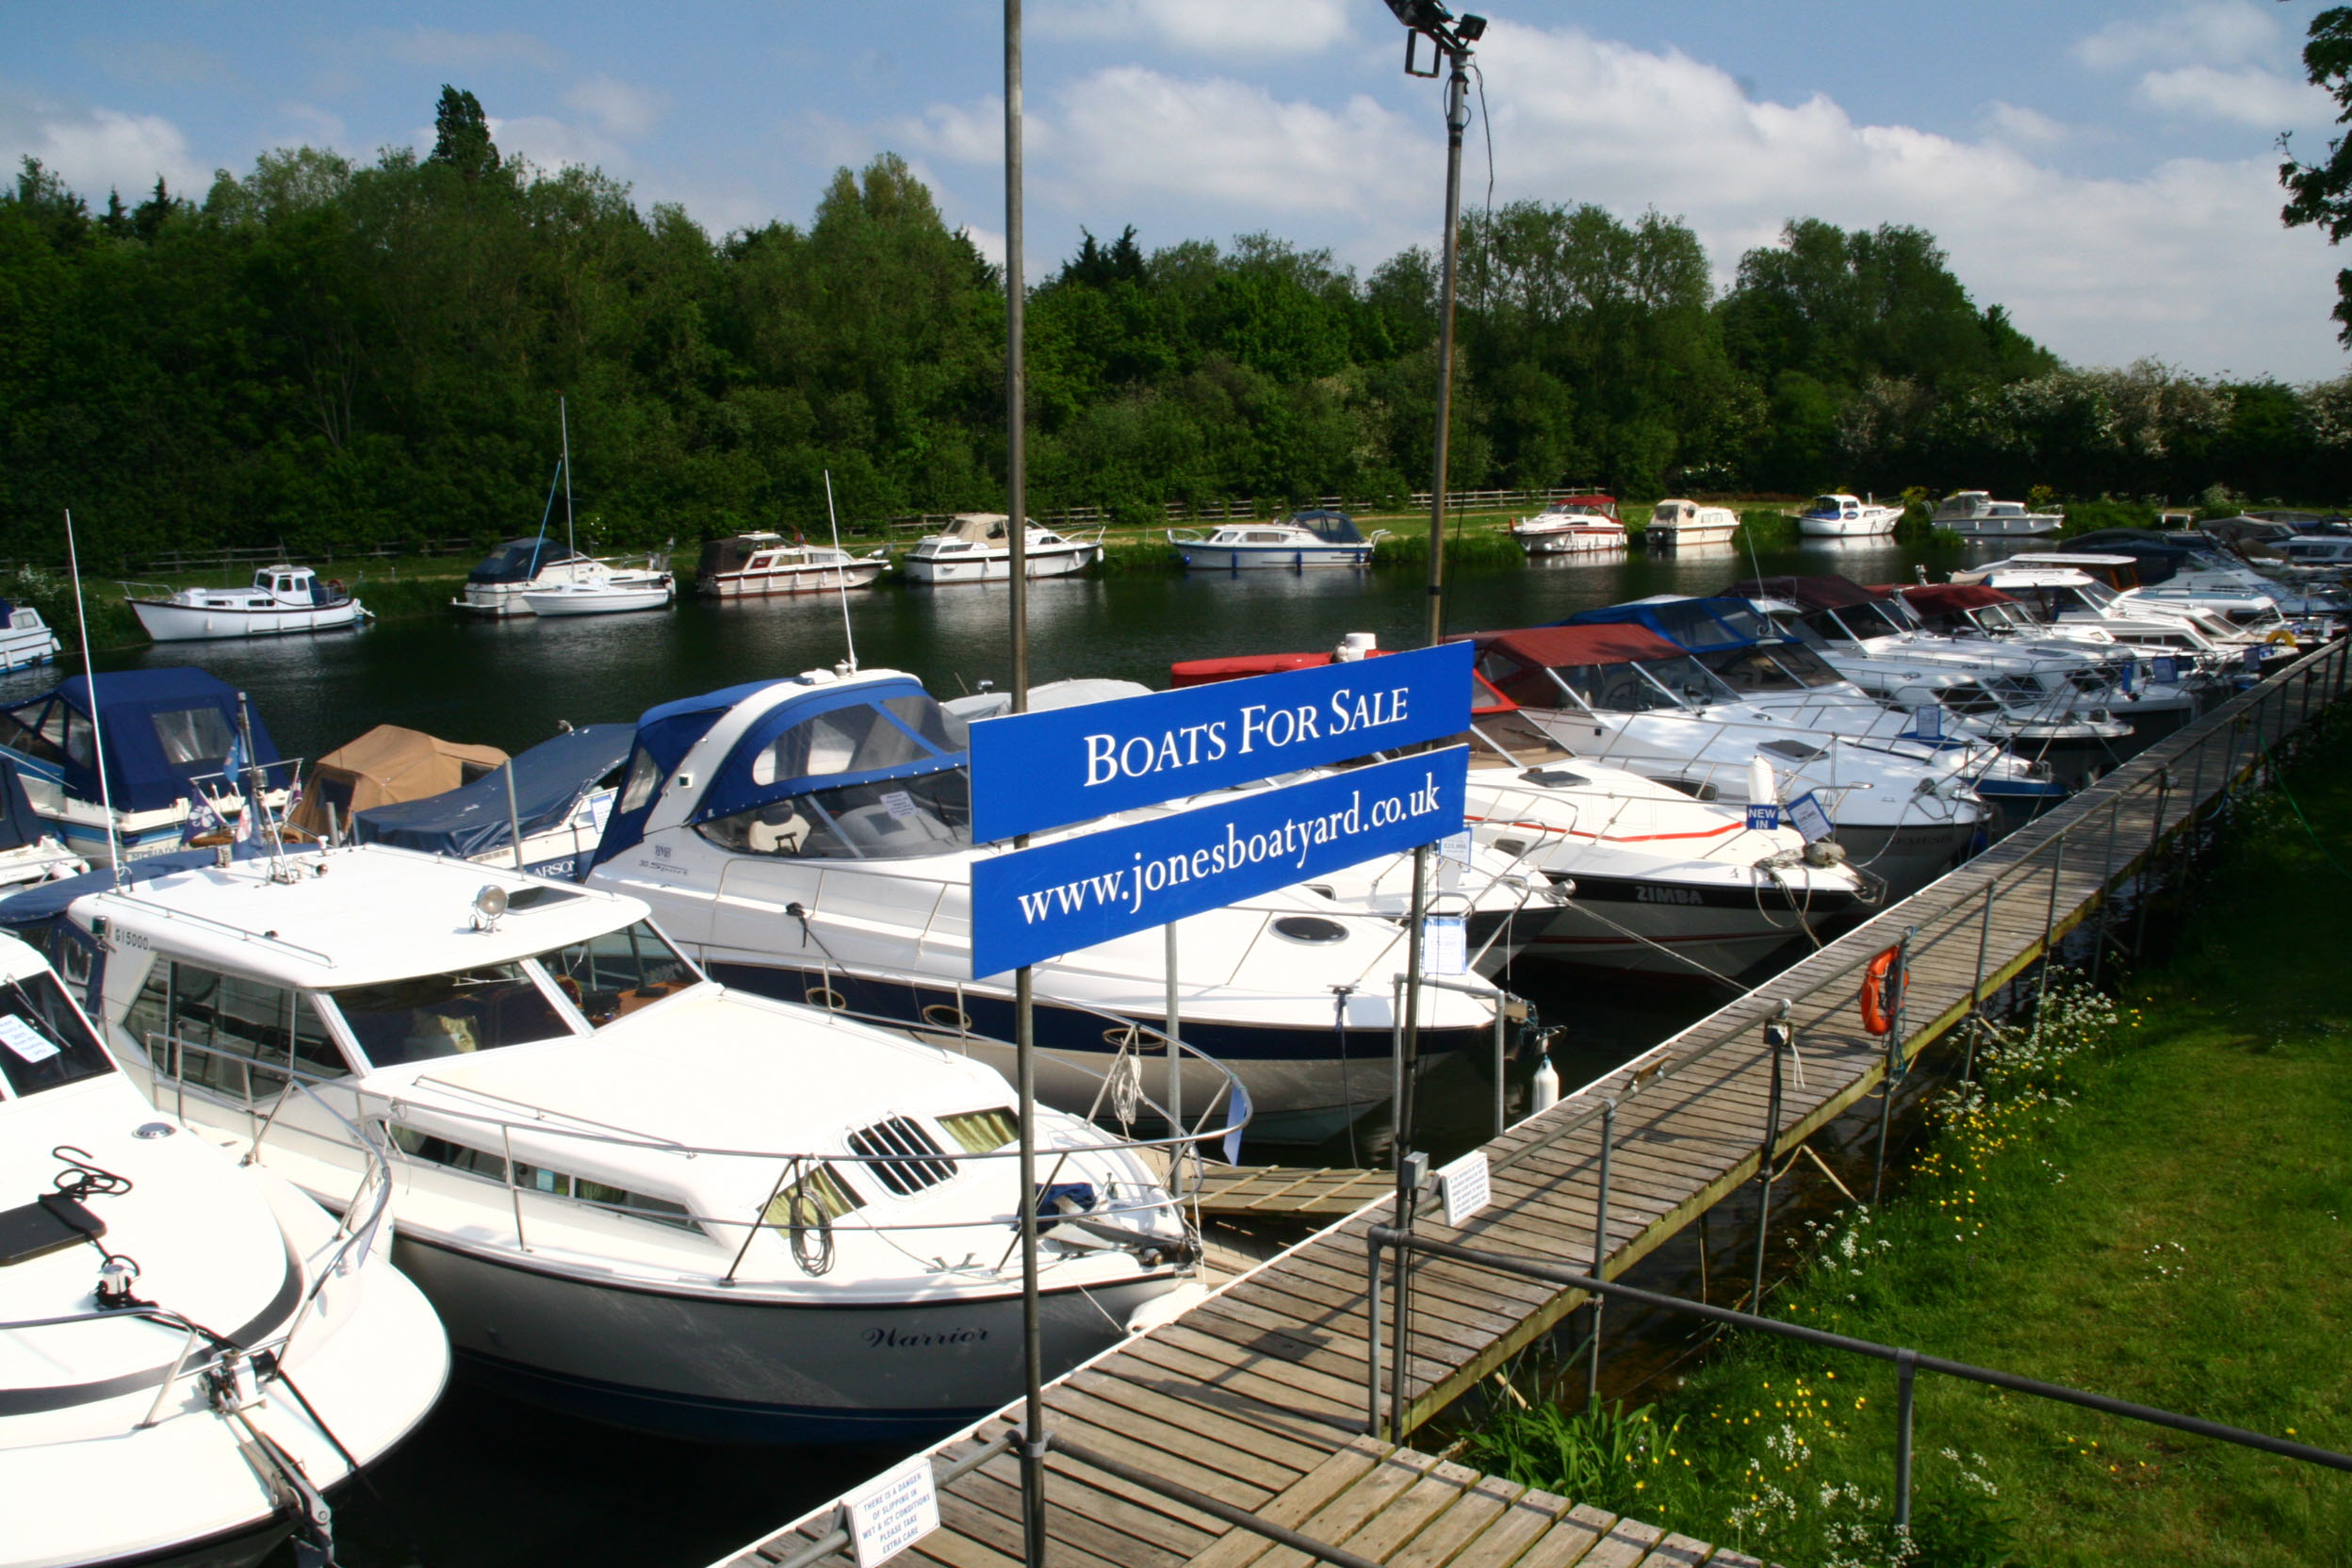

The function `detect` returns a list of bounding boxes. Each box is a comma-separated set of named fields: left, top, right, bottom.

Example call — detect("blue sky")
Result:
left=8, top=1, right=2349, bottom=379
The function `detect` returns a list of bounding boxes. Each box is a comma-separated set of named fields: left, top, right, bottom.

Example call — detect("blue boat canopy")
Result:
left=1290, top=510, right=1366, bottom=546
left=0, top=756, right=49, bottom=853
left=1560, top=596, right=1782, bottom=652
left=0, top=668, right=280, bottom=813
left=467, top=538, right=590, bottom=585
left=355, top=723, right=636, bottom=861
left=590, top=677, right=968, bottom=866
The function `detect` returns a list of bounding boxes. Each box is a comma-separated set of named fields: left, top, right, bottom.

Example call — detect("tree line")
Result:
left=4, top=87, right=2347, bottom=569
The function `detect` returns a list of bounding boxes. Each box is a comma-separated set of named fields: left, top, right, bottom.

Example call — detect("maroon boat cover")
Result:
left=1898, top=582, right=2016, bottom=615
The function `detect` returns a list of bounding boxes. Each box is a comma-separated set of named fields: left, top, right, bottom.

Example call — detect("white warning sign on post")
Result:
left=845, top=1454, right=940, bottom=1568
left=1437, top=1150, right=1491, bottom=1227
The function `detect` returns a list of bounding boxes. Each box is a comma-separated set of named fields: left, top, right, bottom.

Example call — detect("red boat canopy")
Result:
left=1461, top=624, right=1684, bottom=667
left=1898, top=582, right=2016, bottom=615
left=1168, top=651, right=1341, bottom=687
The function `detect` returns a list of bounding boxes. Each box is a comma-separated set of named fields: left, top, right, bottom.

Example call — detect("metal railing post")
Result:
left=2035, top=829, right=2066, bottom=1012
left=1872, top=928, right=1913, bottom=1206
left=1364, top=1230, right=1384, bottom=1438
left=1894, top=1348, right=1919, bottom=1530
left=1494, top=1004, right=1507, bottom=1140
left=1750, top=1009, right=1788, bottom=1309
left=1587, top=1099, right=1614, bottom=1409
left=2091, top=792, right=2124, bottom=987
left=1963, top=872, right=1995, bottom=1082
left=2132, top=769, right=2168, bottom=964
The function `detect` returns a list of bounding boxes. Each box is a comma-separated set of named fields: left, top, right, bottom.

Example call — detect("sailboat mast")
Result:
left=560, top=394, right=577, bottom=558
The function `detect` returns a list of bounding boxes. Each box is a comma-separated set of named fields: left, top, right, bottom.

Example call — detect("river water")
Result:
left=46, top=536, right=1936, bottom=1568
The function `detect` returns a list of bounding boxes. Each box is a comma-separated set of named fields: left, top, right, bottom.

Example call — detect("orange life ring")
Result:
left=1859, top=946, right=1905, bottom=1037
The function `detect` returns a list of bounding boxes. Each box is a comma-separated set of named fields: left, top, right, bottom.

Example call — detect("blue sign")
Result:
left=970, top=748, right=1470, bottom=976
left=967, top=642, right=1475, bottom=842
left=1745, top=803, right=1779, bottom=831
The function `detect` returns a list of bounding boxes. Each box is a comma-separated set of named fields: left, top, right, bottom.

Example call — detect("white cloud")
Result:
left=564, top=74, right=667, bottom=139
left=0, top=92, right=205, bottom=201
left=2136, top=63, right=2334, bottom=127
left=379, top=28, right=563, bottom=73
left=1037, top=0, right=1354, bottom=56
left=279, top=102, right=347, bottom=147
left=1980, top=102, right=2068, bottom=148
left=2073, top=1, right=2278, bottom=72
left=892, top=96, right=1018, bottom=166
left=1046, top=68, right=1418, bottom=217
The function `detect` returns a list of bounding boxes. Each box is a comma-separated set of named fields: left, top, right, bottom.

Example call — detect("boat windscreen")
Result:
left=1294, top=512, right=1365, bottom=545
left=530, top=920, right=700, bottom=1027
left=695, top=766, right=972, bottom=859
left=1703, top=643, right=1842, bottom=694
left=328, top=963, right=573, bottom=1068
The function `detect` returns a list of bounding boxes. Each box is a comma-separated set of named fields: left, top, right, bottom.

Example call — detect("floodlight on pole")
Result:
left=1377, top=0, right=1481, bottom=1442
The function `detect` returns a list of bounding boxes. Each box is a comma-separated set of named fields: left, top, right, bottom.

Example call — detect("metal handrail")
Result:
left=1369, top=1226, right=2352, bottom=1528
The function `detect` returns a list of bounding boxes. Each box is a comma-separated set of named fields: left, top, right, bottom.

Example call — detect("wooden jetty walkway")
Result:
left=714, top=640, right=2349, bottom=1568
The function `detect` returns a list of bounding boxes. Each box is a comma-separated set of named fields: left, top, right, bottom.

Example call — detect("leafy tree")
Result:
left=428, top=86, right=500, bottom=181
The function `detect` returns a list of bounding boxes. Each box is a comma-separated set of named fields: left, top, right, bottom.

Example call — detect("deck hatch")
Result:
left=848, top=1116, right=956, bottom=1196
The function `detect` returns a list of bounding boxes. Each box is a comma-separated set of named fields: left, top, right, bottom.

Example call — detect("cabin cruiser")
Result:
left=581, top=669, right=1515, bottom=1142
left=124, top=565, right=368, bottom=643
left=0, top=602, right=59, bottom=671
left=1168, top=510, right=1386, bottom=570
left=9, top=844, right=1197, bottom=1443
left=1943, top=565, right=2290, bottom=680
left=905, top=515, right=1103, bottom=583
left=1952, top=552, right=2331, bottom=649
left=0, top=927, right=446, bottom=1568
left=697, top=532, right=890, bottom=597
left=0, top=669, right=287, bottom=866
left=355, top=724, right=635, bottom=881
left=2030, top=533, right=2347, bottom=633
left=1930, top=492, right=2062, bottom=538
left=1895, top=581, right=2240, bottom=706
left=451, top=537, right=606, bottom=618
left=1644, top=499, right=1740, bottom=550
left=1511, top=496, right=1626, bottom=554
left=1723, top=577, right=2146, bottom=781
left=518, top=554, right=675, bottom=617
left=1466, top=622, right=2011, bottom=890
left=1154, top=651, right=1873, bottom=978
left=2269, top=534, right=2352, bottom=580
left=1796, top=494, right=1902, bottom=538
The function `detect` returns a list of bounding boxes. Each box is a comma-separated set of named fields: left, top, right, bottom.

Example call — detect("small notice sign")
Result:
left=1439, top=830, right=1472, bottom=865
left=844, top=1455, right=940, bottom=1568
left=1910, top=705, right=1944, bottom=741
left=1744, top=803, right=1779, bottom=831
left=1784, top=791, right=1835, bottom=844
left=881, top=790, right=918, bottom=821
left=1437, top=1150, right=1491, bottom=1227
left=2245, top=645, right=2265, bottom=671
left=2152, top=656, right=2179, bottom=684
left=1424, top=914, right=1467, bottom=975
left=0, top=1015, right=57, bottom=1064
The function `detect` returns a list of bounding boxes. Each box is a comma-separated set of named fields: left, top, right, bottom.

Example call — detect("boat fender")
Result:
left=1859, top=946, right=1906, bottom=1037
left=2268, top=629, right=2299, bottom=648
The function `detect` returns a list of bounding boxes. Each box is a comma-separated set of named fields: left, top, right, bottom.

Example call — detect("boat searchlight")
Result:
left=472, top=884, right=509, bottom=931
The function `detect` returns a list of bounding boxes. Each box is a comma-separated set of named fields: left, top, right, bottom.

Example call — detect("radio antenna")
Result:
left=824, top=469, right=858, bottom=672
left=62, top=510, right=122, bottom=882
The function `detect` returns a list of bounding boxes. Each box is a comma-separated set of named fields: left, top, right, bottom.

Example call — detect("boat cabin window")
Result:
left=1936, top=681, right=2006, bottom=717
left=328, top=963, right=571, bottom=1068
left=697, top=768, right=972, bottom=860
left=0, top=699, right=80, bottom=768
left=124, top=960, right=352, bottom=1103
left=151, top=706, right=235, bottom=767
left=0, top=967, right=114, bottom=1099
left=531, top=920, right=699, bottom=1026
left=616, top=746, right=663, bottom=813
left=1703, top=643, right=1841, bottom=694
left=388, top=1127, right=697, bottom=1230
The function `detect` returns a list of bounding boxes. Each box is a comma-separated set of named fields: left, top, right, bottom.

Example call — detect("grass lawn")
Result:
left=1467, top=721, right=2352, bottom=1565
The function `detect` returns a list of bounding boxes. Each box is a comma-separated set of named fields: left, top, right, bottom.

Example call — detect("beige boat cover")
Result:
left=290, top=726, right=508, bottom=835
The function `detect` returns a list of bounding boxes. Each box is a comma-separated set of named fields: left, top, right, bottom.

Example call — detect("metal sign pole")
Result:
left=1165, top=922, right=1183, bottom=1178
left=1387, top=841, right=1431, bottom=1437
left=1004, top=8, right=1044, bottom=1564
left=1424, top=40, right=1472, bottom=648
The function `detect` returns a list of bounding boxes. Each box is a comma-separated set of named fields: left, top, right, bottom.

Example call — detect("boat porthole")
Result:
left=922, top=1004, right=972, bottom=1032
left=1272, top=915, right=1348, bottom=944
left=806, top=986, right=847, bottom=1012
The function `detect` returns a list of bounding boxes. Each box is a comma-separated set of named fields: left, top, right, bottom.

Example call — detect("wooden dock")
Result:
left=714, top=642, right=2346, bottom=1568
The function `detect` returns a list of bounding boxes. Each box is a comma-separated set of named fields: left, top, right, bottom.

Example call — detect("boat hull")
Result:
left=1175, top=544, right=1374, bottom=570
left=906, top=546, right=1100, bottom=583
left=1516, top=528, right=1627, bottom=555
left=395, top=1233, right=1171, bottom=1444
left=518, top=586, right=674, bottom=616
left=127, top=599, right=365, bottom=642
left=1645, top=526, right=1739, bottom=550
left=1943, top=517, right=2061, bottom=538
left=1527, top=873, right=1866, bottom=978
left=1797, top=514, right=1900, bottom=538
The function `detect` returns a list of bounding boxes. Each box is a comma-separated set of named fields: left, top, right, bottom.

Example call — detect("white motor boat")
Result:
left=1468, top=624, right=2006, bottom=892
left=1511, top=496, right=1627, bottom=555
left=905, top=515, right=1102, bottom=583
left=0, top=602, right=59, bottom=672
left=451, top=536, right=605, bottom=618
left=0, top=669, right=288, bottom=867
left=696, top=532, right=890, bottom=597
left=124, top=565, right=368, bottom=643
left=1896, top=580, right=2238, bottom=710
left=14, top=844, right=1199, bottom=1444
left=1168, top=510, right=1386, bottom=570
left=517, top=562, right=675, bottom=617
left=352, top=723, right=635, bottom=882
left=0, top=927, right=446, bottom=1568
left=1952, top=552, right=2325, bottom=658
left=582, top=668, right=1520, bottom=1142
left=1644, top=499, right=1740, bottom=550
left=2017, top=536, right=2349, bottom=634
left=1796, top=493, right=1903, bottom=538
left=1931, top=491, right=2063, bottom=538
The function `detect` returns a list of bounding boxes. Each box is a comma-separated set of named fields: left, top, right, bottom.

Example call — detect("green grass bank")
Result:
left=1464, top=719, right=2352, bottom=1565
